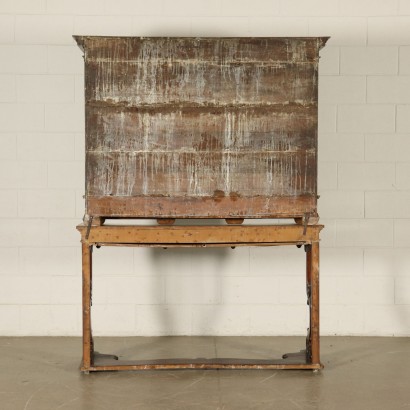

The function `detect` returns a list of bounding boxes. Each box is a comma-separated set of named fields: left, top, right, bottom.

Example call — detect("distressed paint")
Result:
left=75, top=36, right=328, bottom=218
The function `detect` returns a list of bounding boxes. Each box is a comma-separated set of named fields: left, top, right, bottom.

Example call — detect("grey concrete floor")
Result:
left=1, top=336, right=409, bottom=410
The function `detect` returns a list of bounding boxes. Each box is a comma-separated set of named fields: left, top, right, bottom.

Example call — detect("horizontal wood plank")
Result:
left=77, top=224, right=323, bottom=244
left=86, top=194, right=317, bottom=218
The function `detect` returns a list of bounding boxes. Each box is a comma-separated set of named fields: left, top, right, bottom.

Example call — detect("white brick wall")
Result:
left=1, top=0, right=410, bottom=337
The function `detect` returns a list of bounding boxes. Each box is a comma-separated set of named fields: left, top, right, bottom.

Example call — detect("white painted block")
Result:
left=47, top=0, right=102, bottom=15
left=364, top=277, right=395, bottom=305
left=19, top=247, right=78, bottom=276
left=0, top=190, right=18, bottom=216
left=319, top=219, right=336, bottom=247
left=15, top=15, right=74, bottom=45
left=365, top=134, right=410, bottom=161
left=162, top=0, right=221, bottom=16
left=74, top=16, right=133, bottom=36
left=318, top=162, right=337, bottom=190
left=0, top=135, right=16, bottom=159
left=187, top=247, right=250, bottom=277
left=319, top=104, right=337, bottom=132
left=166, top=276, right=220, bottom=304
left=20, top=306, right=50, bottom=336
left=21, top=305, right=79, bottom=336
left=341, top=47, right=398, bottom=75
left=336, top=219, right=394, bottom=247
left=17, top=133, right=75, bottom=161
left=308, top=17, right=367, bottom=46
left=0, top=248, right=19, bottom=275
left=250, top=246, right=305, bottom=276
left=324, top=277, right=366, bottom=305
left=75, top=190, right=85, bottom=218
left=49, top=305, right=79, bottom=335
left=249, top=17, right=308, bottom=36
left=93, top=246, right=135, bottom=276
left=395, top=277, right=410, bottom=304
left=0, top=277, right=51, bottom=304
left=74, top=133, right=85, bottom=160
left=368, top=76, right=410, bottom=103
left=133, top=248, right=162, bottom=276
left=190, top=17, right=248, bottom=37
left=17, top=74, right=74, bottom=103
left=0, top=219, right=48, bottom=247
left=396, top=105, right=410, bottom=132
left=278, top=276, right=306, bottom=305
left=396, top=163, right=410, bottom=190
left=92, top=305, right=135, bottom=335
left=364, top=248, right=410, bottom=276
left=364, top=305, right=410, bottom=335
left=0, top=75, right=16, bottom=102
left=319, top=46, right=339, bottom=75
left=51, top=276, right=81, bottom=304
left=143, top=247, right=194, bottom=277
left=105, top=0, right=162, bottom=15
left=321, top=305, right=364, bottom=335
left=0, top=161, right=47, bottom=189
left=45, top=103, right=84, bottom=132
left=319, top=221, right=336, bottom=248
left=366, top=191, right=410, bottom=218
left=136, top=305, right=193, bottom=336
left=18, top=190, right=75, bottom=218
left=0, top=15, right=15, bottom=44
left=368, top=17, right=410, bottom=45
left=192, top=305, right=251, bottom=335
left=48, top=161, right=83, bottom=189
left=281, top=0, right=338, bottom=16
left=400, top=0, right=410, bottom=14
left=0, top=0, right=46, bottom=13
left=318, top=133, right=364, bottom=162
left=221, top=0, right=279, bottom=16
left=131, top=16, right=192, bottom=36
left=394, top=219, right=410, bottom=247
left=48, top=46, right=83, bottom=74
left=340, top=0, right=398, bottom=16
left=0, top=306, right=20, bottom=336
left=222, top=277, right=279, bottom=304
left=249, top=305, right=307, bottom=336
left=321, top=247, right=363, bottom=277
left=319, top=191, right=364, bottom=218
left=0, top=45, right=47, bottom=75
left=74, top=75, right=84, bottom=104
left=338, top=104, right=395, bottom=133
left=217, top=247, right=250, bottom=276
left=320, top=276, right=339, bottom=305
left=319, top=76, right=366, bottom=103
left=399, top=46, right=410, bottom=74
left=0, top=103, right=44, bottom=132
left=94, top=276, right=164, bottom=305
left=338, top=162, right=395, bottom=190
left=49, top=218, right=80, bottom=246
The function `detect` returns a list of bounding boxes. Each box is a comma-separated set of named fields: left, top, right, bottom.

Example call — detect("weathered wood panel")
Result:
left=85, top=106, right=317, bottom=152
left=75, top=36, right=328, bottom=219
left=85, top=61, right=318, bottom=106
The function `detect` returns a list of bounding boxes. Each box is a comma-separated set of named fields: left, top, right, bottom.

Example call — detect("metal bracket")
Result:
left=85, top=216, right=94, bottom=240
left=303, top=212, right=310, bottom=235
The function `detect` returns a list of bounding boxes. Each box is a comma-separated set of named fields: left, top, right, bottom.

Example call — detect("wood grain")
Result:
left=75, top=35, right=328, bottom=219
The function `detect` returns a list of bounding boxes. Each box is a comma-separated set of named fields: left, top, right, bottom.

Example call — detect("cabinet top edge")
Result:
left=73, top=35, right=330, bottom=51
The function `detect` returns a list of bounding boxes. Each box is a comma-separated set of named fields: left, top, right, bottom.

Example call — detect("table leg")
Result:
left=308, top=242, right=320, bottom=366
left=82, top=242, right=93, bottom=371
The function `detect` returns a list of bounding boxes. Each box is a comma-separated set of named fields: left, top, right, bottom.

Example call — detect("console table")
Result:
left=77, top=222, right=323, bottom=371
